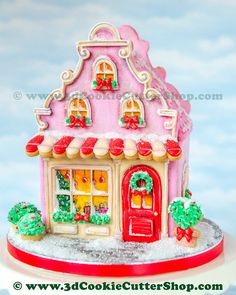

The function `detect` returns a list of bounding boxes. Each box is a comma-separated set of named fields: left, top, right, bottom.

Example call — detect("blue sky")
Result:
left=0, top=0, right=235, bottom=236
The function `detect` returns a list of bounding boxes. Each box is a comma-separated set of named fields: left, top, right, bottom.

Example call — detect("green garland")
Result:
left=168, top=197, right=203, bottom=229
left=130, top=171, right=153, bottom=193
left=8, top=202, right=41, bottom=225
left=57, top=195, right=70, bottom=212
left=57, top=171, right=70, bottom=191
left=53, top=211, right=76, bottom=223
left=90, top=214, right=110, bottom=225
left=17, top=213, right=45, bottom=236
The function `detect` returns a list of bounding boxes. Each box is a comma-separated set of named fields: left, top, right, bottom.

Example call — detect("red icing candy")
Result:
left=166, top=140, right=182, bottom=157
left=53, top=136, right=74, bottom=154
left=80, top=137, right=98, bottom=155
left=137, top=140, right=152, bottom=156
left=26, top=135, right=44, bottom=153
left=109, top=138, right=124, bottom=156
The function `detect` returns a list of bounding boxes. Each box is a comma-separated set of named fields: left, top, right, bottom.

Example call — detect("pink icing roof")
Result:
left=34, top=23, right=192, bottom=141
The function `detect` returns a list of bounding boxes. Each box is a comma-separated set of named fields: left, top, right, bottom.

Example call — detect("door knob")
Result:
left=154, top=212, right=158, bottom=216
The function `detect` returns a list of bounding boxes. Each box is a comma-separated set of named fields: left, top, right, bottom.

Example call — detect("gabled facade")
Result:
left=25, top=23, right=192, bottom=242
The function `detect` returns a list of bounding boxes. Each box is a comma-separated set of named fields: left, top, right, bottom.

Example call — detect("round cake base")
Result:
left=7, top=219, right=224, bottom=277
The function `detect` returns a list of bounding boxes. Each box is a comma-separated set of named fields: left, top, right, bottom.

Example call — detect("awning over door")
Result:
left=25, top=134, right=182, bottom=161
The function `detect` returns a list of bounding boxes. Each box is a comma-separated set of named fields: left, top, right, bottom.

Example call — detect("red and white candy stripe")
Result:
left=25, top=135, right=182, bottom=161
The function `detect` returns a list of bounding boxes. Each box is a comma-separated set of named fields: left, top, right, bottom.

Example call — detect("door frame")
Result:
left=122, top=165, right=162, bottom=242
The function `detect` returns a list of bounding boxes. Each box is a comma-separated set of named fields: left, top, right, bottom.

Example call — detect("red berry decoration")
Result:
left=99, top=176, right=105, bottom=183
left=82, top=177, right=88, bottom=183
left=64, top=172, right=70, bottom=179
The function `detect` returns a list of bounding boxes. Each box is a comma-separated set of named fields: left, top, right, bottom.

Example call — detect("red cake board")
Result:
left=7, top=238, right=224, bottom=277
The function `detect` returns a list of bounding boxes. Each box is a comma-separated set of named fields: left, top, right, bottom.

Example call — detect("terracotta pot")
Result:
left=20, top=233, right=45, bottom=241
left=174, top=227, right=201, bottom=248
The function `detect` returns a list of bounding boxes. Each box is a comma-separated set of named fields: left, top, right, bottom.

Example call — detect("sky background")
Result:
left=0, top=0, right=235, bottom=237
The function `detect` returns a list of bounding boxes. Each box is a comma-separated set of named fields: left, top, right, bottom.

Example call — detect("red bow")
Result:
left=124, top=115, right=139, bottom=129
left=69, top=115, right=86, bottom=128
left=133, top=189, right=147, bottom=197
left=96, top=78, right=112, bottom=91
left=176, top=227, right=193, bottom=242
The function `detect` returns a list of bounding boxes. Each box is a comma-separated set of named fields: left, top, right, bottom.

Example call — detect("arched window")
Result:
left=120, top=93, right=145, bottom=129
left=92, top=57, right=118, bottom=91
left=66, top=93, right=92, bottom=127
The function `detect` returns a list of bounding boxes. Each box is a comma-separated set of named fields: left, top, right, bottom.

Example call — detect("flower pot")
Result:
left=174, top=227, right=201, bottom=248
left=20, top=233, right=45, bottom=241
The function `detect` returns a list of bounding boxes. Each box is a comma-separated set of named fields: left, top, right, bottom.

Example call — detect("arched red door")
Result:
left=122, top=165, right=162, bottom=243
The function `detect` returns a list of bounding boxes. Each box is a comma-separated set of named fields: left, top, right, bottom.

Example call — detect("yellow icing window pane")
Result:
left=133, top=100, right=140, bottom=110
left=93, top=196, right=108, bottom=214
left=73, top=195, right=91, bottom=213
left=68, top=98, right=88, bottom=118
left=131, top=194, right=142, bottom=209
left=73, top=170, right=91, bottom=193
left=143, top=193, right=153, bottom=209
left=93, top=170, right=108, bottom=193
left=96, top=61, right=115, bottom=80
left=133, top=111, right=141, bottom=117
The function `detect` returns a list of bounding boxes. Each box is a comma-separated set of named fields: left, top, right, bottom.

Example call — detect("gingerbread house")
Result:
left=25, top=23, right=192, bottom=243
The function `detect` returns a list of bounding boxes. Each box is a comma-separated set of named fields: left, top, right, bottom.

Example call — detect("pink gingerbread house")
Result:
left=25, top=22, right=192, bottom=242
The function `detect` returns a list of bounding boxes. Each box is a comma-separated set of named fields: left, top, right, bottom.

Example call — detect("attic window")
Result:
left=92, top=57, right=118, bottom=91
left=65, top=93, right=92, bottom=128
left=119, top=93, right=145, bottom=129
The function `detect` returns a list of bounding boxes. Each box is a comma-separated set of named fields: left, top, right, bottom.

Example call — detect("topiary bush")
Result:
left=17, top=213, right=45, bottom=236
left=168, top=197, right=203, bottom=229
left=8, top=202, right=41, bottom=225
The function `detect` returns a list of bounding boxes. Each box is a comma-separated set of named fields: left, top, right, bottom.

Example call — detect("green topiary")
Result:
left=8, top=202, right=41, bottom=225
left=168, top=197, right=203, bottom=229
left=17, top=213, right=45, bottom=236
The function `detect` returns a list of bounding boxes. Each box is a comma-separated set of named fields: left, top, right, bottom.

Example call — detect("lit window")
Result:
left=65, top=93, right=92, bottom=128
left=92, top=57, right=118, bottom=91
left=53, top=167, right=111, bottom=225
left=120, top=93, right=145, bottom=129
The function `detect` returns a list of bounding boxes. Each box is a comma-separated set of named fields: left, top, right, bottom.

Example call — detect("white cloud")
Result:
left=198, top=36, right=235, bottom=53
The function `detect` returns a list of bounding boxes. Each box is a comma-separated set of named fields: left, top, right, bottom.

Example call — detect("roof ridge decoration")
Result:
left=34, top=22, right=191, bottom=139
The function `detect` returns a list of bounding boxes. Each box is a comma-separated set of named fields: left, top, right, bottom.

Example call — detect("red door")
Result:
left=122, top=165, right=162, bottom=243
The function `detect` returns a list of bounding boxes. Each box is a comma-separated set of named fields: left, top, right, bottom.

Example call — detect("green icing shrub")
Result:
left=17, top=213, right=45, bottom=236
left=8, top=202, right=41, bottom=225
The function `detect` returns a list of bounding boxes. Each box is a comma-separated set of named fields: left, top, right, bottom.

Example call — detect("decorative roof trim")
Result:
left=34, top=22, right=177, bottom=138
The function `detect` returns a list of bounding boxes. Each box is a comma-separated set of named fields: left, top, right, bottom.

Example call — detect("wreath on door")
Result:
left=129, top=171, right=153, bottom=196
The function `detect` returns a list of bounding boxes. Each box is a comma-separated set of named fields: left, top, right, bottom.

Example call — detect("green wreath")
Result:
left=130, top=171, right=153, bottom=194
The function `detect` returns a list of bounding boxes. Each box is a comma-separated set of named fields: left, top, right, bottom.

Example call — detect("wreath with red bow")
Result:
left=92, top=77, right=117, bottom=91
left=65, top=115, right=90, bottom=128
left=130, top=171, right=153, bottom=196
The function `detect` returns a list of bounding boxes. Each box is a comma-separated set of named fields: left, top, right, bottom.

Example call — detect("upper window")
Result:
left=65, top=92, right=92, bottom=128
left=119, top=93, right=145, bottom=129
left=92, top=57, right=118, bottom=91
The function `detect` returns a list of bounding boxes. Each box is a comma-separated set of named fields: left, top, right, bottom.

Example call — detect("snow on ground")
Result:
left=8, top=219, right=223, bottom=264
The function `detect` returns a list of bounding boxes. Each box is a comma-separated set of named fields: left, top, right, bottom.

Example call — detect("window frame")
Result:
left=119, top=92, right=146, bottom=128
left=52, top=165, right=112, bottom=219
left=66, top=92, right=92, bottom=126
left=92, top=56, right=118, bottom=88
